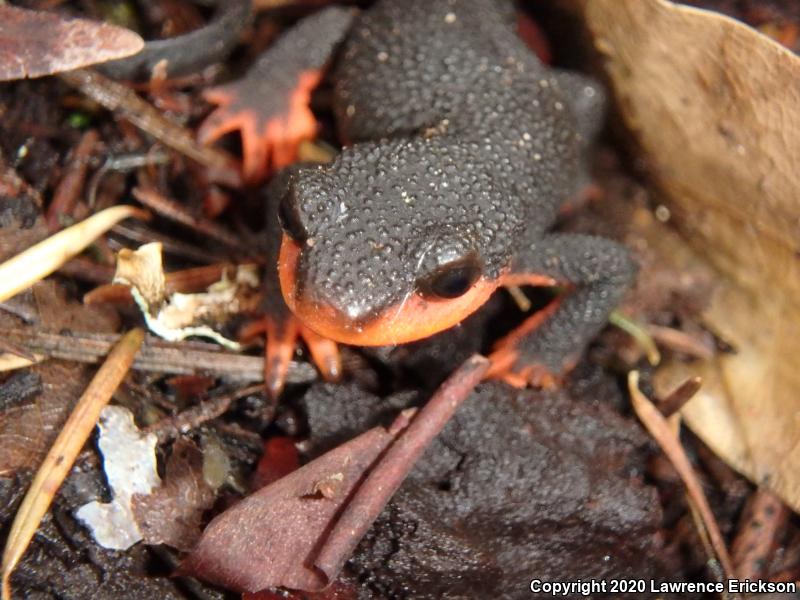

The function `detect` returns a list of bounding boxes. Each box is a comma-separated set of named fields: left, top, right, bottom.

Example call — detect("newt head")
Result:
left=275, top=139, right=522, bottom=346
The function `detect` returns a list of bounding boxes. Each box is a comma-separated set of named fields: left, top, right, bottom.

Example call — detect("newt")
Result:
left=110, top=0, right=636, bottom=396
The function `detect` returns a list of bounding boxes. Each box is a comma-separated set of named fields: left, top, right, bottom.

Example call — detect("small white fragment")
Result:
left=75, top=406, right=160, bottom=550
left=655, top=204, right=671, bottom=222
left=444, top=12, right=456, bottom=23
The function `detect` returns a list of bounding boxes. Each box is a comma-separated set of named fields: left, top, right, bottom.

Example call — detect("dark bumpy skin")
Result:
left=301, top=382, right=676, bottom=599
left=270, top=0, right=636, bottom=387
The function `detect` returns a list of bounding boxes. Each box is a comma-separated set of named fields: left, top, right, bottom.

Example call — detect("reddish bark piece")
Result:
left=251, top=437, right=300, bottom=491
left=0, top=5, right=144, bottom=81
left=180, top=355, right=488, bottom=594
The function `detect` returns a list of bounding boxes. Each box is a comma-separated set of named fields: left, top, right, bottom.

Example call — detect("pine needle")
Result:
left=610, top=311, right=661, bottom=365
left=1, top=328, right=145, bottom=600
left=627, top=370, right=734, bottom=579
left=0, top=205, right=147, bottom=305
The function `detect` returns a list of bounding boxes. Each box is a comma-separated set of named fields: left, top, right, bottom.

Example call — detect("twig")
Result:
left=315, top=354, right=490, bottom=582
left=647, top=324, right=714, bottom=360
left=87, top=150, right=171, bottom=208
left=657, top=376, right=703, bottom=418
left=132, top=186, right=246, bottom=251
left=506, top=285, right=532, bottom=312
left=46, top=129, right=100, bottom=231
left=610, top=311, right=661, bottom=365
left=58, top=69, right=241, bottom=187
left=146, top=383, right=265, bottom=443
left=110, top=221, right=225, bottom=264
left=628, top=371, right=734, bottom=579
left=0, top=327, right=316, bottom=383
left=0, top=338, right=37, bottom=362
left=1, top=329, right=144, bottom=600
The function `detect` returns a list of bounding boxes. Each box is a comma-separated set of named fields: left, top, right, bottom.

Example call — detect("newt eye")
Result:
left=419, top=258, right=482, bottom=299
left=278, top=191, right=308, bottom=242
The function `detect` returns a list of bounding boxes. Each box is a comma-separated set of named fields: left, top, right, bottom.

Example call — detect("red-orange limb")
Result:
left=241, top=313, right=341, bottom=398
left=198, top=70, right=322, bottom=183
left=264, top=316, right=299, bottom=398
left=485, top=274, right=565, bottom=388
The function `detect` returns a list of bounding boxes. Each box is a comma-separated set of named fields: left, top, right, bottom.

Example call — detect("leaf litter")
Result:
left=569, top=0, right=800, bottom=513
left=2, top=328, right=144, bottom=600
left=113, top=242, right=260, bottom=349
left=0, top=0, right=798, bottom=594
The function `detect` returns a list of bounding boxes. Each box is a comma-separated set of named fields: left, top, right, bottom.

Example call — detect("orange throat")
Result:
left=278, top=234, right=503, bottom=346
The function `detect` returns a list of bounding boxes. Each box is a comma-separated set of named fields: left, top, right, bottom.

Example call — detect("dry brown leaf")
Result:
left=180, top=425, right=400, bottom=592
left=181, top=355, right=488, bottom=593
left=131, top=439, right=216, bottom=551
left=0, top=362, right=93, bottom=476
left=0, top=5, right=144, bottom=81
left=114, top=243, right=168, bottom=310
left=574, top=0, right=800, bottom=511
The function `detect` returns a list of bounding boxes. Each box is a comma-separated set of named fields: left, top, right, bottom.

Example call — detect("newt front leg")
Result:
left=488, top=234, right=636, bottom=387
left=198, top=7, right=355, bottom=183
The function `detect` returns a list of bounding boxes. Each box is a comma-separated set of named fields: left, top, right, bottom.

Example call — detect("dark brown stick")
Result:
left=46, top=129, right=100, bottom=231
left=657, top=376, right=702, bottom=418
left=132, top=186, right=245, bottom=251
left=58, top=69, right=241, bottom=187
left=0, top=327, right=315, bottom=383
left=146, top=384, right=266, bottom=443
